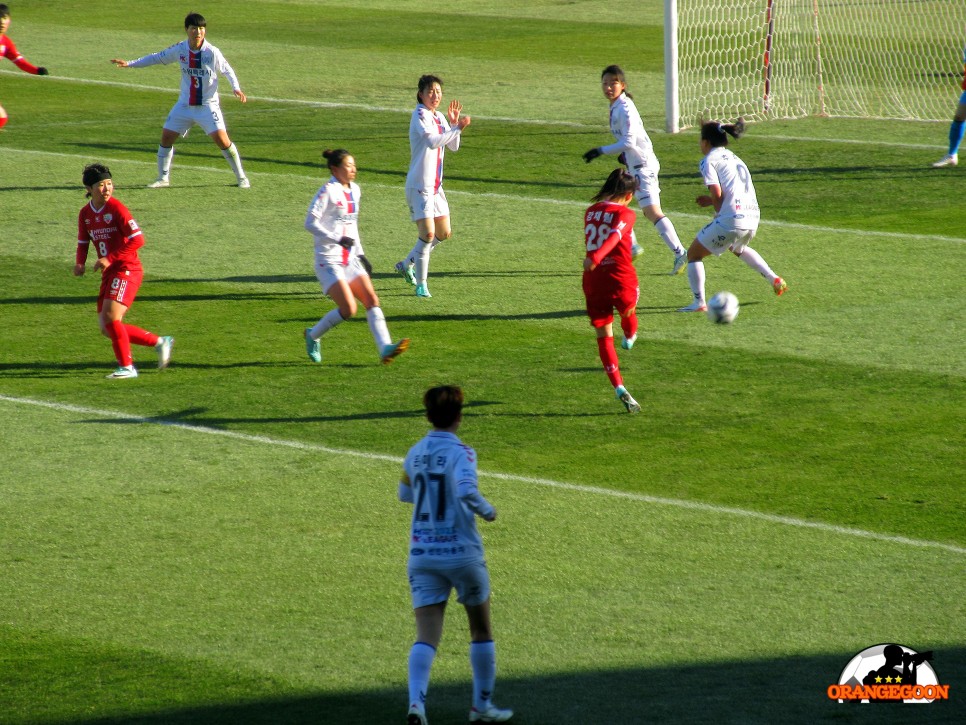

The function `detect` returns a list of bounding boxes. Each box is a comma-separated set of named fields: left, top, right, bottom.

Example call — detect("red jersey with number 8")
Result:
left=77, top=198, right=144, bottom=272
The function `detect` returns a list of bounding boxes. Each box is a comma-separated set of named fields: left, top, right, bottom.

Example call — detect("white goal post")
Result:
left=665, top=0, right=966, bottom=132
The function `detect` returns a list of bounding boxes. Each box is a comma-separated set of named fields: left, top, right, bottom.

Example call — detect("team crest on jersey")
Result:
left=103, top=213, right=113, bottom=223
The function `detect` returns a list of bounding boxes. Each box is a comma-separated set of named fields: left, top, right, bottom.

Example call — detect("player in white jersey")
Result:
left=583, top=65, right=688, bottom=275
left=400, top=386, right=512, bottom=725
left=677, top=120, right=788, bottom=312
left=110, top=12, right=249, bottom=188
left=394, top=74, right=471, bottom=299
left=304, top=149, right=409, bottom=365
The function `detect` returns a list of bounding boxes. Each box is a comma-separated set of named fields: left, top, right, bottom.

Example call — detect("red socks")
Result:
left=596, top=336, right=622, bottom=388
left=106, top=322, right=159, bottom=366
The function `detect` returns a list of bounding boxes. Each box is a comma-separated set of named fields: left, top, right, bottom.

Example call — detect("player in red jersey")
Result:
left=0, top=4, right=49, bottom=130
left=582, top=169, right=642, bottom=413
left=73, top=164, right=173, bottom=379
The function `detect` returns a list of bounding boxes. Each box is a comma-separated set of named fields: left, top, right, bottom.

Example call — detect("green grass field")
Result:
left=1, top=1, right=964, bottom=723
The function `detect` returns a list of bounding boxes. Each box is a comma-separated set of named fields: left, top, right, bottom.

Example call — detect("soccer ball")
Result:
left=707, top=291, right=739, bottom=324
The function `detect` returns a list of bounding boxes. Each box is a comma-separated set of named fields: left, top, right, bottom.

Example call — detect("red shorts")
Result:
left=583, top=280, right=639, bottom=328
left=97, top=267, right=143, bottom=313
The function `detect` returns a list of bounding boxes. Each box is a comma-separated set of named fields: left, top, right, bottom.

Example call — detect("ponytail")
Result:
left=700, top=118, right=746, bottom=147
left=592, top=168, right=637, bottom=203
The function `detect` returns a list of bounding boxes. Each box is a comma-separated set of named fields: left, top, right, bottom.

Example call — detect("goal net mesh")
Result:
left=674, top=0, right=966, bottom=129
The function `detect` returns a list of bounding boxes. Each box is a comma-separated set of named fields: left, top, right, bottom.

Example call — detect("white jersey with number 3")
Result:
left=700, top=146, right=760, bottom=230
left=399, top=431, right=494, bottom=570
left=127, top=39, right=240, bottom=107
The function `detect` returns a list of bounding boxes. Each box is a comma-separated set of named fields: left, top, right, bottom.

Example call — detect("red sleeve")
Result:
left=104, top=201, right=145, bottom=265
left=13, top=56, right=40, bottom=74
left=76, top=209, right=90, bottom=265
left=589, top=207, right=635, bottom=266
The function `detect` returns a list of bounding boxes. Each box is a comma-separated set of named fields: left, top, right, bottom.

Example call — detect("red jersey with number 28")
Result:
left=582, top=201, right=638, bottom=294
left=76, top=198, right=144, bottom=272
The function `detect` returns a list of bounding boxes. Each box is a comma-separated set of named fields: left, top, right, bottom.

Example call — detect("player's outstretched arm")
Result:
left=110, top=59, right=129, bottom=68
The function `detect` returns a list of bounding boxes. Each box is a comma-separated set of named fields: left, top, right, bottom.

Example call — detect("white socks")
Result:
left=366, top=307, right=391, bottom=350
left=408, top=642, right=436, bottom=710
left=221, top=143, right=246, bottom=181
left=654, top=216, right=685, bottom=255
left=415, top=239, right=433, bottom=285
left=736, top=246, right=778, bottom=282
left=309, top=308, right=344, bottom=340
left=686, top=260, right=706, bottom=304
left=157, top=145, right=174, bottom=180
left=470, top=640, right=497, bottom=712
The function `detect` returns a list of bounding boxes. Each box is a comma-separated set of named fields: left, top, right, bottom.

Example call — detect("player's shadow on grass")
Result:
left=35, top=648, right=966, bottom=725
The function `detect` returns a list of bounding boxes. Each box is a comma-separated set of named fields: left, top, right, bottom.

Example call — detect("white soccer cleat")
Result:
left=615, top=385, right=641, bottom=414
left=238, top=177, right=251, bottom=188
left=155, top=336, right=174, bottom=369
left=147, top=178, right=170, bottom=188
left=932, top=153, right=958, bottom=168
left=630, top=242, right=644, bottom=259
left=407, top=704, right=428, bottom=725
left=677, top=300, right=708, bottom=312
left=469, top=703, right=514, bottom=722
left=621, top=334, right=637, bottom=350
left=106, top=365, right=138, bottom=379
left=671, top=251, right=689, bottom=275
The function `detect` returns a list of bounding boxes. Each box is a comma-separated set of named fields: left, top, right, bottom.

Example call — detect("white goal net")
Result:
left=666, top=0, right=966, bottom=132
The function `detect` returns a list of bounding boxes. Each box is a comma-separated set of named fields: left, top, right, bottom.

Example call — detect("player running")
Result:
left=677, top=119, right=787, bottom=312
left=0, top=3, right=49, bottom=130
left=73, top=164, right=174, bottom=379
left=304, top=149, right=409, bottom=365
left=582, top=168, right=643, bottom=414
left=583, top=64, right=688, bottom=275
left=110, top=12, right=249, bottom=188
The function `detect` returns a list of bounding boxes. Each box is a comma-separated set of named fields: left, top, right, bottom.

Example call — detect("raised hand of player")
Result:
left=447, top=99, right=462, bottom=124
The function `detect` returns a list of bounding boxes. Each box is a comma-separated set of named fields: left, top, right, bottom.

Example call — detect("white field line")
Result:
left=0, top=68, right=947, bottom=145
left=2, top=394, right=964, bottom=557
left=3, top=145, right=964, bottom=245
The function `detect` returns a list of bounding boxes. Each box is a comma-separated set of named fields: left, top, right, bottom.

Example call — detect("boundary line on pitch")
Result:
left=2, top=393, right=964, bottom=557
left=0, top=68, right=947, bottom=148
left=2, top=145, right=964, bottom=245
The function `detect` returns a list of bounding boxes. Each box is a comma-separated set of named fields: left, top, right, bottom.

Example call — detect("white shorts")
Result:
left=163, top=102, right=227, bottom=137
left=631, top=164, right=661, bottom=209
left=407, top=186, right=450, bottom=222
left=315, top=257, right=366, bottom=295
left=696, top=218, right=757, bottom=257
left=408, top=560, right=491, bottom=608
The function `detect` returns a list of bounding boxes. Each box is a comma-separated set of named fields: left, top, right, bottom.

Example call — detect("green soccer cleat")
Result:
left=304, top=328, right=321, bottom=363
left=415, top=283, right=432, bottom=298
left=621, top=334, right=637, bottom=351
left=395, top=260, right=417, bottom=286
